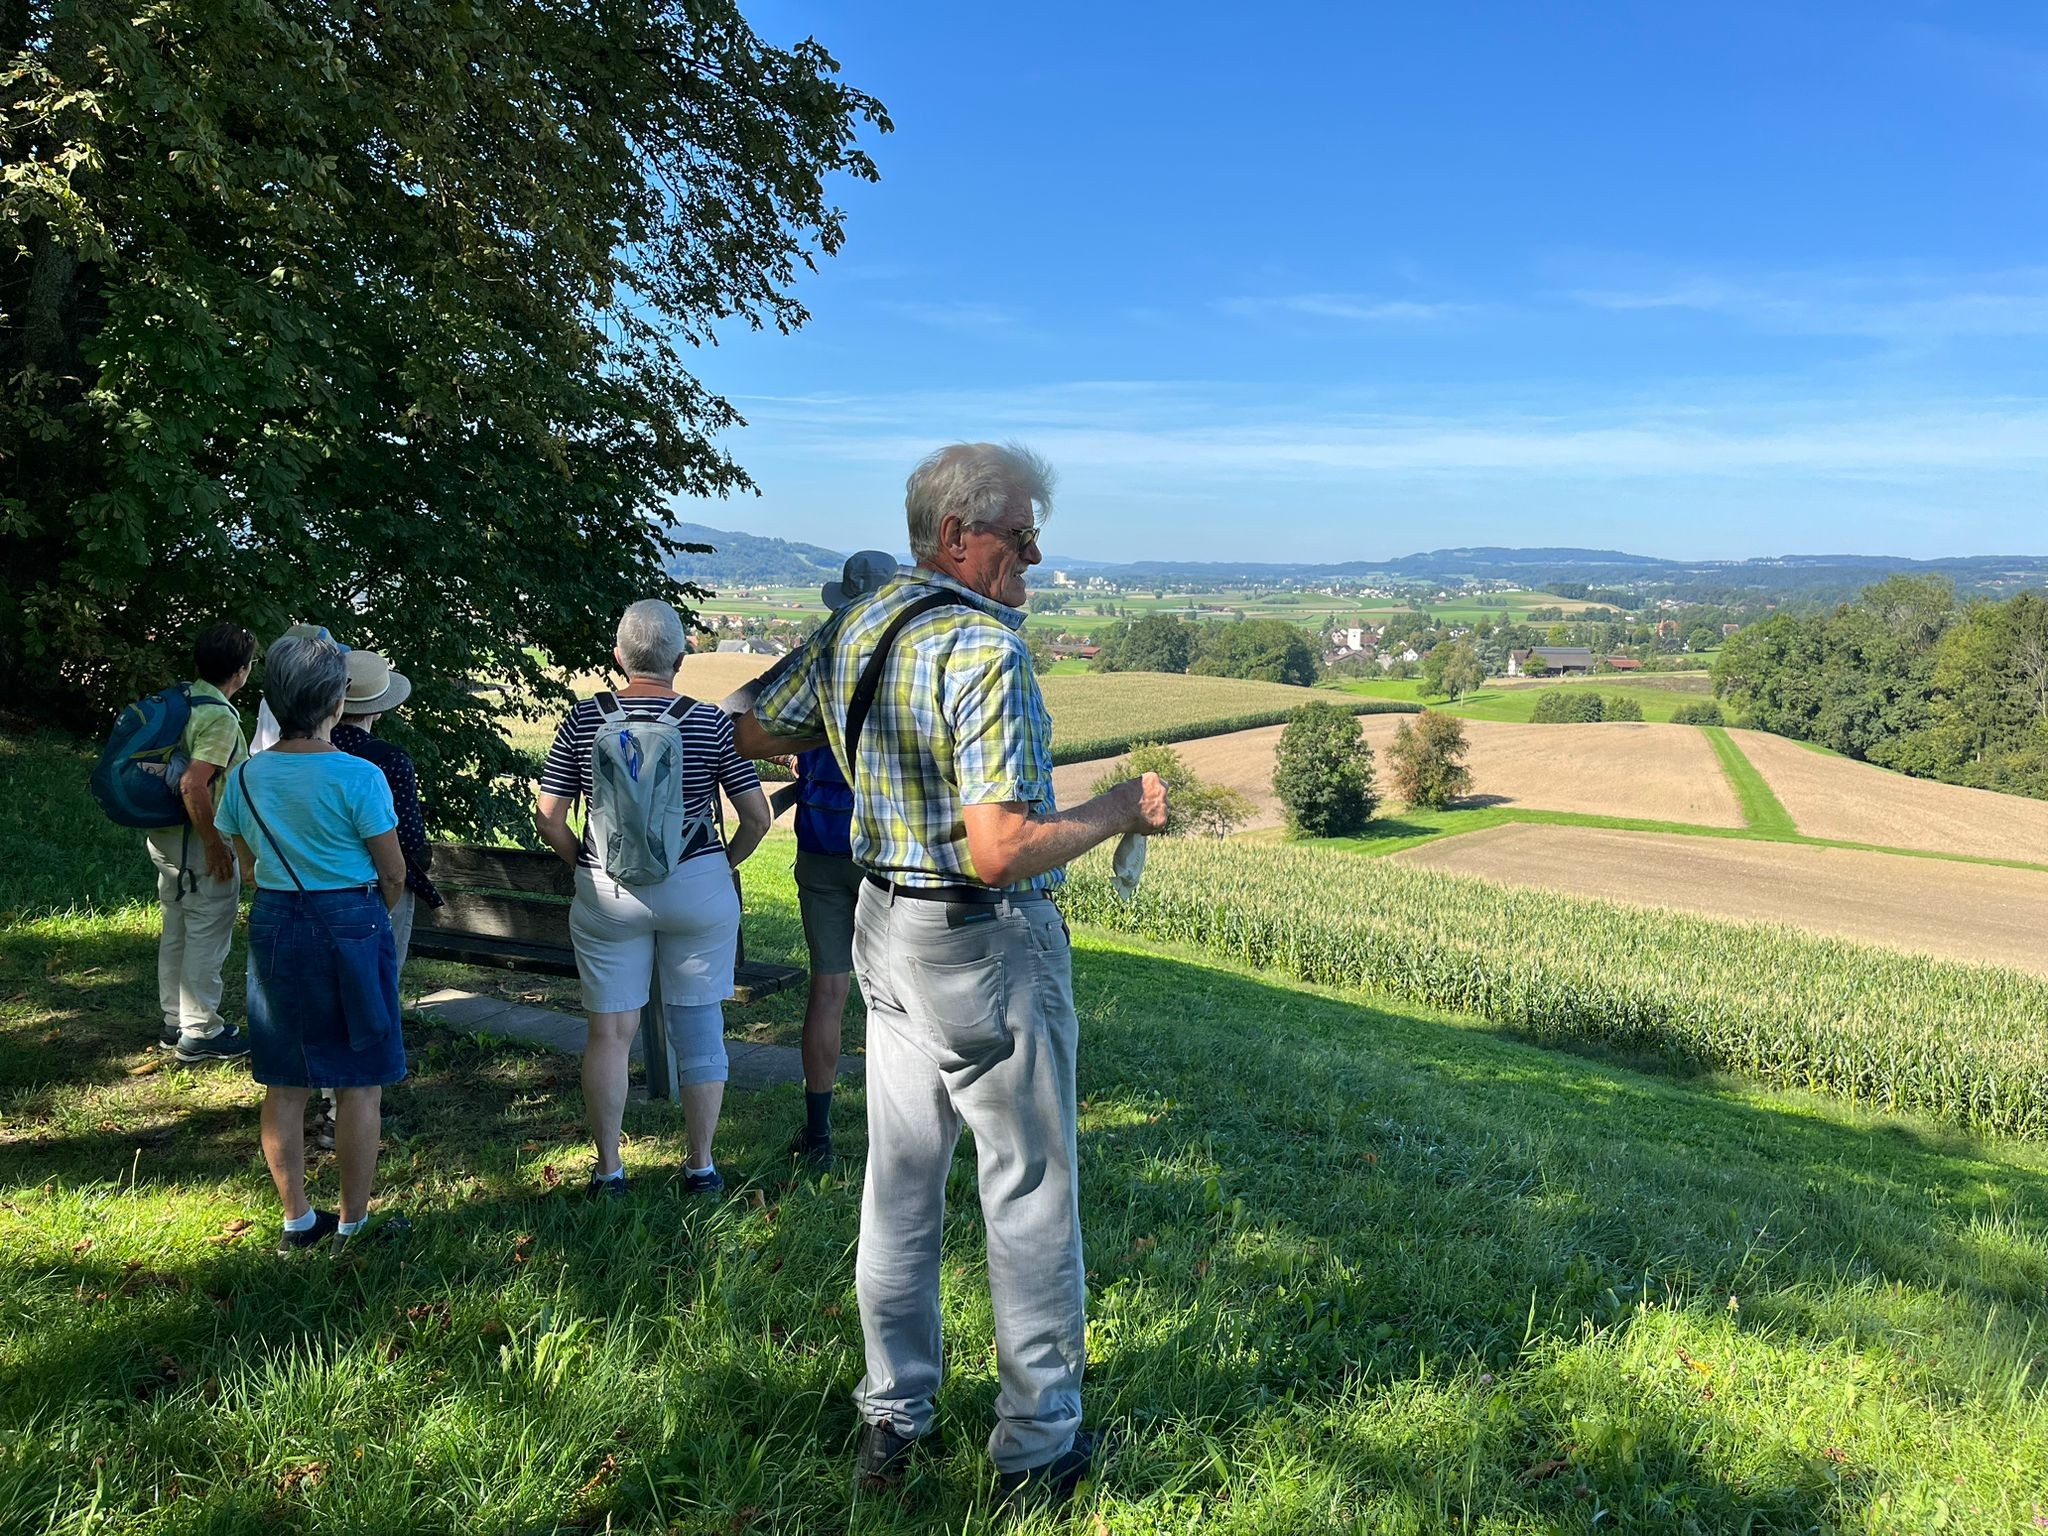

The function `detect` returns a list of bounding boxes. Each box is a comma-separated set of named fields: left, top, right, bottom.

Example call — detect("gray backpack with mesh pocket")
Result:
left=586, top=693, right=712, bottom=885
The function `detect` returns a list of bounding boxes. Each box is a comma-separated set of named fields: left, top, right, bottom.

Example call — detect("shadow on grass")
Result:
left=5, top=922, right=2046, bottom=1527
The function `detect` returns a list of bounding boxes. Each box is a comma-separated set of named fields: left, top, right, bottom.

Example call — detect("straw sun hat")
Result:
left=341, top=650, right=411, bottom=715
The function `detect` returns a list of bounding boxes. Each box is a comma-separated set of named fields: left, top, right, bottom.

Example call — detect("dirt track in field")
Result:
left=1734, top=731, right=2048, bottom=864
left=1052, top=717, right=1745, bottom=830
left=1394, top=823, right=2048, bottom=975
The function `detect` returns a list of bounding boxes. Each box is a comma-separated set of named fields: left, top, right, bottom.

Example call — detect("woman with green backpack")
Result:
left=535, top=599, right=773, bottom=1198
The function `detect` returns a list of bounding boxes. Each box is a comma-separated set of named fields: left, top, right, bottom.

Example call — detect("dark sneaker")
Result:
left=855, top=1420, right=938, bottom=1490
left=791, top=1128, right=835, bottom=1170
left=333, top=1213, right=411, bottom=1255
left=310, top=1100, right=337, bottom=1153
left=584, top=1169, right=631, bottom=1201
left=994, top=1429, right=1104, bottom=1511
left=277, top=1210, right=339, bottom=1254
left=681, top=1167, right=726, bottom=1197
left=158, top=1021, right=180, bottom=1051
left=174, top=1025, right=250, bottom=1064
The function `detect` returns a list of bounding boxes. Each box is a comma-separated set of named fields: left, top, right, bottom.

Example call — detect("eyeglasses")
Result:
left=978, top=522, right=1044, bottom=554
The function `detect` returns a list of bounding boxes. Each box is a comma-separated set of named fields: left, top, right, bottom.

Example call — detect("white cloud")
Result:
left=876, top=299, right=1018, bottom=333
left=1217, top=293, right=1471, bottom=324
left=1565, top=265, right=2048, bottom=340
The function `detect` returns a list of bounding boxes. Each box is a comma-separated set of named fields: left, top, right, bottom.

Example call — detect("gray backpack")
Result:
left=586, top=692, right=712, bottom=885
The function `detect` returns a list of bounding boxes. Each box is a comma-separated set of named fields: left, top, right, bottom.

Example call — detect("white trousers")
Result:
left=144, top=826, right=240, bottom=1037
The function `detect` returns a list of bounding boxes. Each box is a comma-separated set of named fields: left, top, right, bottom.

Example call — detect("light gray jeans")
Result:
left=850, top=880, right=1085, bottom=1473
left=144, top=826, right=239, bottom=1038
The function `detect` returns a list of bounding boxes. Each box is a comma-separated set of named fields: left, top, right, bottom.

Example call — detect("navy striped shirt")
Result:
left=538, top=695, right=761, bottom=870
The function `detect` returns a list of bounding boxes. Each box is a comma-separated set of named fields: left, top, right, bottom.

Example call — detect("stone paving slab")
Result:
left=412, top=988, right=863, bottom=1087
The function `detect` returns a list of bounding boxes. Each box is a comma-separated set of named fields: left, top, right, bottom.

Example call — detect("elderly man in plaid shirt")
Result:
left=738, top=442, right=1166, bottom=1506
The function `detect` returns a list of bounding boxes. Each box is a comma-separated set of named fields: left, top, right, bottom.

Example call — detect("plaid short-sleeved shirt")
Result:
left=751, top=570, right=1058, bottom=893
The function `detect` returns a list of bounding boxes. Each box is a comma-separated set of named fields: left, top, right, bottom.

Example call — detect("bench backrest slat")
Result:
left=418, top=888, right=573, bottom=949
left=433, top=845, right=577, bottom=898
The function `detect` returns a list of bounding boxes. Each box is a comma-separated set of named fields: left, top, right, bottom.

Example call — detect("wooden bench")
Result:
left=411, top=844, right=805, bottom=1100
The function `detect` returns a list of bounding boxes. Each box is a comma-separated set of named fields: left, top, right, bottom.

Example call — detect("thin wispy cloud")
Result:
left=1218, top=293, right=1471, bottom=324
left=1565, top=266, right=2048, bottom=340
left=876, top=298, right=1019, bottom=333
left=730, top=379, right=2048, bottom=481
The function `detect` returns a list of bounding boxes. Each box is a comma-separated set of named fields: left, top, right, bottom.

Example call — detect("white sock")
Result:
left=282, top=1209, right=318, bottom=1233
left=337, top=1217, right=365, bottom=1237
left=594, top=1166, right=625, bottom=1183
left=686, top=1162, right=716, bottom=1178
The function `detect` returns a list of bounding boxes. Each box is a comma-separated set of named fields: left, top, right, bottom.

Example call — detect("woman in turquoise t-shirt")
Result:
left=214, top=632, right=408, bottom=1254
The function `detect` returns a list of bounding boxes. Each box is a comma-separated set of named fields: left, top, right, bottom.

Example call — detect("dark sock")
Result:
left=805, top=1089, right=833, bottom=1140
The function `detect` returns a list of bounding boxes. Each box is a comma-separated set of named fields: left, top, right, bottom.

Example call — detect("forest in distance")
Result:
left=1715, top=576, right=2048, bottom=801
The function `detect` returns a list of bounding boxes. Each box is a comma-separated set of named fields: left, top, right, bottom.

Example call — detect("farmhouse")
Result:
left=1604, top=656, right=1644, bottom=671
left=1508, top=646, right=1595, bottom=677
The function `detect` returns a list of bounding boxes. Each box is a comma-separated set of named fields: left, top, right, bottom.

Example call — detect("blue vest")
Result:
left=793, top=745, right=854, bottom=859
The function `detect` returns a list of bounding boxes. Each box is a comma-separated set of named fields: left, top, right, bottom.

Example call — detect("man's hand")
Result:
left=1116, top=772, right=1170, bottom=835
left=203, top=834, right=234, bottom=884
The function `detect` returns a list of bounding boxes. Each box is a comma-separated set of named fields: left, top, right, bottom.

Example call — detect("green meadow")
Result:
left=6, top=728, right=2048, bottom=1532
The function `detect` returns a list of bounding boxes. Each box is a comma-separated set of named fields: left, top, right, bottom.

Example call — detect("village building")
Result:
left=1508, top=646, right=1596, bottom=677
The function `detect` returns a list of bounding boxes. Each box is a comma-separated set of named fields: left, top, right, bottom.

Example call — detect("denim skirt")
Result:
left=245, top=887, right=407, bottom=1088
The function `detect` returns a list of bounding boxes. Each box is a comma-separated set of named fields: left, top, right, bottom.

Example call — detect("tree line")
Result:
left=1713, top=576, right=2048, bottom=800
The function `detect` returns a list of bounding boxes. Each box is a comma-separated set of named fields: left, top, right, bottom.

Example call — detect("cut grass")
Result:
left=7, top=727, right=2048, bottom=1530
left=1703, top=726, right=1798, bottom=836
left=1329, top=677, right=1724, bottom=725
left=1037, top=672, right=1416, bottom=764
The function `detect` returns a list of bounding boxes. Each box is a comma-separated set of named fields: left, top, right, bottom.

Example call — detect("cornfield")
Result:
left=1043, top=673, right=1416, bottom=764
left=1060, top=837, right=2048, bottom=1138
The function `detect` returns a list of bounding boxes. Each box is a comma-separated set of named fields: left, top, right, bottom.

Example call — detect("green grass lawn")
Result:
left=1328, top=677, right=1723, bottom=726
left=8, top=731, right=2048, bottom=1531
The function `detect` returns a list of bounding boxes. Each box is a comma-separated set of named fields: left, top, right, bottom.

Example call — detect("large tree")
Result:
left=3, top=0, right=886, bottom=835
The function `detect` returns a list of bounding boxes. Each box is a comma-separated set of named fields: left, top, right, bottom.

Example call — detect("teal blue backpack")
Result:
left=89, top=684, right=232, bottom=829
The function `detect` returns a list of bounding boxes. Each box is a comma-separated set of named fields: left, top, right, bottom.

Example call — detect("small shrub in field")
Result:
left=1089, top=741, right=1252, bottom=838
left=1532, top=689, right=1604, bottom=723
left=1387, top=710, right=1472, bottom=809
left=1273, top=700, right=1378, bottom=836
left=1671, top=701, right=1726, bottom=726
left=1605, top=694, right=1644, bottom=721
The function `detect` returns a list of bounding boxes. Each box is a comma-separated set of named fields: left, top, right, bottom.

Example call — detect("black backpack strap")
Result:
left=233, top=761, right=308, bottom=893
left=659, top=695, right=698, bottom=724
left=844, top=591, right=968, bottom=770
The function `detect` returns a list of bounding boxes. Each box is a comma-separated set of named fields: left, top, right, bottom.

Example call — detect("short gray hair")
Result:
left=264, top=633, right=348, bottom=738
left=904, top=442, right=1055, bottom=564
left=616, top=599, right=687, bottom=676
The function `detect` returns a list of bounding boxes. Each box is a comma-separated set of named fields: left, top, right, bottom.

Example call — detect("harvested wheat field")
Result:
left=1396, top=822, right=2048, bottom=976
left=1734, top=730, right=2048, bottom=864
left=1052, top=718, right=1745, bottom=830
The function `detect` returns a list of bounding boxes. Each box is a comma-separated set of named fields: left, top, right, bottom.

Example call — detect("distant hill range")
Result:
left=666, top=523, right=2048, bottom=602
left=664, top=522, right=849, bottom=589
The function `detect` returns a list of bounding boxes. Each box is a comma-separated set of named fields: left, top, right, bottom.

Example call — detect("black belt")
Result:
left=864, top=873, right=1014, bottom=906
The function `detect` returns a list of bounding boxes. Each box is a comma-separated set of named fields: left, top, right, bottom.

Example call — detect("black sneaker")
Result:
left=158, top=1021, right=180, bottom=1051
left=333, top=1213, right=411, bottom=1255
left=855, top=1420, right=938, bottom=1490
left=791, top=1127, right=835, bottom=1170
left=309, top=1099, right=337, bottom=1153
left=994, top=1429, right=1104, bottom=1511
left=682, top=1167, right=726, bottom=1197
left=277, top=1210, right=339, bottom=1254
left=174, top=1025, right=250, bottom=1064
left=584, top=1169, right=630, bottom=1201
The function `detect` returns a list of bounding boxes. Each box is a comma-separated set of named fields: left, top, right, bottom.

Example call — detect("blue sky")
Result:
left=681, top=2, right=2048, bottom=564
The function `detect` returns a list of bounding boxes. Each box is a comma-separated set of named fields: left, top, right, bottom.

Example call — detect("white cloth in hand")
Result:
left=1111, top=833, right=1148, bottom=900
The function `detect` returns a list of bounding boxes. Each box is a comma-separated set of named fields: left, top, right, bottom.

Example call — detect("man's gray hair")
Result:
left=616, top=599, right=688, bottom=677
left=264, top=632, right=349, bottom=738
left=904, top=442, right=1055, bottom=565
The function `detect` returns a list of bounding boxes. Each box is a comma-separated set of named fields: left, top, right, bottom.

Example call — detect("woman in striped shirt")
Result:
left=536, top=600, right=771, bottom=1198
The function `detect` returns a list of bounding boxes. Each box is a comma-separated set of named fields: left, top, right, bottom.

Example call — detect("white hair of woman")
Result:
left=615, top=599, right=689, bottom=679
left=264, top=633, right=349, bottom=738
left=904, top=442, right=1055, bottom=566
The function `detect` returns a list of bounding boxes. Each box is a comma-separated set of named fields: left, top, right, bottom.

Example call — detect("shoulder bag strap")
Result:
left=233, top=761, right=308, bottom=893
left=843, top=591, right=967, bottom=772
